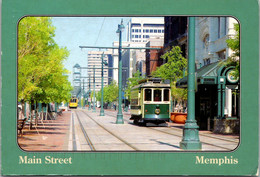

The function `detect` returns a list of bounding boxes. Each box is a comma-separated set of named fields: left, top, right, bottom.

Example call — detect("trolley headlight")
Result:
left=155, top=109, right=160, bottom=115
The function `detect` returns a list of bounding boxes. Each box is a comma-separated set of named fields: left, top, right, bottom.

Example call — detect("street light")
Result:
left=88, top=74, right=91, bottom=110
left=82, top=79, right=85, bottom=109
left=116, top=19, right=125, bottom=124
left=124, top=86, right=128, bottom=112
left=100, top=52, right=108, bottom=116
left=179, top=17, right=202, bottom=150
left=92, top=67, right=96, bottom=112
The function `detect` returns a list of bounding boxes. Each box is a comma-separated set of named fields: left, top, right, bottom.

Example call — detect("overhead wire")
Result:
left=94, top=17, right=106, bottom=47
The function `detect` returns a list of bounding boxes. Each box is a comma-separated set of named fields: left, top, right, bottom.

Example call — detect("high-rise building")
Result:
left=87, top=50, right=112, bottom=92
left=126, top=17, right=164, bottom=43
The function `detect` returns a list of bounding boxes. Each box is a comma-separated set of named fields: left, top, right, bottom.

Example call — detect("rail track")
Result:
left=104, top=110, right=239, bottom=151
left=74, top=111, right=96, bottom=151
left=73, top=110, right=139, bottom=151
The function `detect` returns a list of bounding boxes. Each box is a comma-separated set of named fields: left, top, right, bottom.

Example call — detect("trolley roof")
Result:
left=131, top=78, right=171, bottom=90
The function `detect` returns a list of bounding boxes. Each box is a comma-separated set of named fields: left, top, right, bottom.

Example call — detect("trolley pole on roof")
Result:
left=180, top=17, right=201, bottom=150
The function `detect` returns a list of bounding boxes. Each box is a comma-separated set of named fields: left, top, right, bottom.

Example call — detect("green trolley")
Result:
left=130, top=78, right=171, bottom=125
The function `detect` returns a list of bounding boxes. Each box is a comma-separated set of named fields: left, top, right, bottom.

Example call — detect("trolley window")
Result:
left=154, top=90, right=162, bottom=102
left=144, top=89, right=152, bottom=101
left=70, top=99, right=77, bottom=103
left=164, top=89, right=170, bottom=101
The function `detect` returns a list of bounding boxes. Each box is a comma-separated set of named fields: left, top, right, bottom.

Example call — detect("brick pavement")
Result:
left=17, top=111, right=71, bottom=151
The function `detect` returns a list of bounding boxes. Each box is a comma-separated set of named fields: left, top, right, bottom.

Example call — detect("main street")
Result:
left=18, top=108, right=239, bottom=152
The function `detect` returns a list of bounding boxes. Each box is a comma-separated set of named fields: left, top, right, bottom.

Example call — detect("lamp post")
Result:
left=88, top=74, right=91, bottom=110
left=93, top=67, right=96, bottom=112
left=116, top=19, right=124, bottom=124
left=100, top=52, right=107, bottom=116
left=124, top=86, right=128, bottom=112
left=83, top=79, right=85, bottom=109
left=180, top=17, right=202, bottom=150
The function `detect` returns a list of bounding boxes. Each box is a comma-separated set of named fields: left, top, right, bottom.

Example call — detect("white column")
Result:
left=225, top=87, right=232, bottom=117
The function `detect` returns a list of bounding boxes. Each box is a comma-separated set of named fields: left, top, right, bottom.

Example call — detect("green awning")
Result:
left=176, top=61, right=224, bottom=88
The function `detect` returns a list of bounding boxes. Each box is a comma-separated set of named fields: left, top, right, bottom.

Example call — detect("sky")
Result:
left=51, top=17, right=132, bottom=83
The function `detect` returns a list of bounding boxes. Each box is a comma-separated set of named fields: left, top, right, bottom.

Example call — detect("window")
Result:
left=135, top=35, right=138, bottom=38
left=158, top=30, right=162, bottom=33
left=203, top=34, right=209, bottom=49
left=223, top=18, right=227, bottom=35
left=150, top=29, right=153, bottom=33
left=203, top=58, right=211, bottom=65
left=139, top=29, right=141, bottom=32
left=154, top=90, right=162, bottom=102
left=132, top=29, right=134, bottom=32
left=135, top=29, right=139, bottom=32
left=217, top=50, right=226, bottom=60
left=218, top=17, right=221, bottom=38
left=164, top=89, right=170, bottom=101
left=144, top=89, right=152, bottom=101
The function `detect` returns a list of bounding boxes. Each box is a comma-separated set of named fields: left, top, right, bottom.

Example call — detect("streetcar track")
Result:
left=74, top=111, right=96, bottom=151
left=104, top=111, right=238, bottom=150
left=71, top=113, right=77, bottom=150
left=80, top=110, right=139, bottom=151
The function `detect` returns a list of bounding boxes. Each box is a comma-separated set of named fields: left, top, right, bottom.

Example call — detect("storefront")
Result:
left=176, top=61, right=239, bottom=133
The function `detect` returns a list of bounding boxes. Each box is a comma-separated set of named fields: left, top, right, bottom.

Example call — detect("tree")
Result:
left=125, top=71, right=145, bottom=101
left=103, top=81, right=119, bottom=103
left=152, top=46, right=187, bottom=81
left=18, top=17, right=73, bottom=106
left=152, top=46, right=188, bottom=112
left=226, top=23, right=240, bottom=79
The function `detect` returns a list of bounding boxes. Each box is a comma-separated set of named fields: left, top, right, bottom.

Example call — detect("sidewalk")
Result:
left=17, top=111, right=71, bottom=151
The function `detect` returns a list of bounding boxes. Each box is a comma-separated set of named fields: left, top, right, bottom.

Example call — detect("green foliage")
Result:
left=226, top=23, right=240, bottom=79
left=152, top=46, right=187, bottom=82
left=103, top=81, right=119, bottom=103
left=152, top=46, right=187, bottom=101
left=18, top=17, right=73, bottom=104
left=96, top=91, right=101, bottom=102
left=171, top=82, right=187, bottom=102
left=125, top=71, right=145, bottom=100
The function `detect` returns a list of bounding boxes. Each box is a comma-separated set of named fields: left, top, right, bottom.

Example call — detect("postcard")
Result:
left=1, top=0, right=259, bottom=176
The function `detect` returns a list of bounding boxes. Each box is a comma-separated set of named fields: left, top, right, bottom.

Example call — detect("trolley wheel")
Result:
left=133, top=119, right=139, bottom=125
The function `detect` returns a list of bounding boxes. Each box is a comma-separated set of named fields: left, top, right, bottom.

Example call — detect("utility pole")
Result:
left=180, top=17, right=202, bottom=150
left=116, top=19, right=124, bottom=124
left=93, top=67, right=96, bottom=112
left=88, top=75, right=91, bottom=110
left=100, top=53, right=106, bottom=116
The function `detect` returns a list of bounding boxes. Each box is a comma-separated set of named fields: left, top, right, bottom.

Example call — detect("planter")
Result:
left=170, top=112, right=187, bottom=124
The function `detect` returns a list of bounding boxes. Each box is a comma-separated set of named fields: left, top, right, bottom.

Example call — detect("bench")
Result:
left=17, top=118, right=27, bottom=136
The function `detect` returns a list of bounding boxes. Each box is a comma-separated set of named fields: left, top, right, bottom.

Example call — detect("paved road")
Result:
left=66, top=109, right=239, bottom=151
